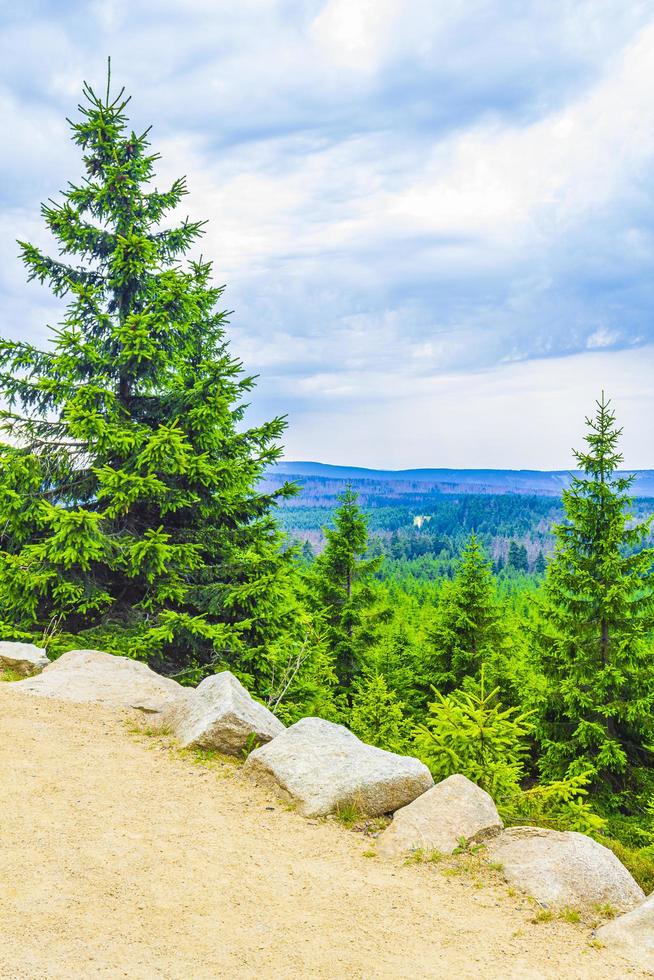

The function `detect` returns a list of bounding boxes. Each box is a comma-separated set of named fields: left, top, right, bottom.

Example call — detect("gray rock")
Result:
left=597, top=891, right=654, bottom=973
left=487, top=826, right=644, bottom=912
left=243, top=716, right=433, bottom=818
left=0, top=641, right=50, bottom=677
left=164, top=670, right=284, bottom=755
left=12, top=649, right=185, bottom=713
left=377, top=773, right=503, bottom=858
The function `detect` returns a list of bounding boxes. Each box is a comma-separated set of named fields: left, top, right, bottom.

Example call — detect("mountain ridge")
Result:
left=270, top=461, right=654, bottom=498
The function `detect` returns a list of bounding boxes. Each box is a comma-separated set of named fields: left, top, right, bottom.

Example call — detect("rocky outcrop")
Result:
left=377, top=774, right=503, bottom=858
left=164, top=670, right=284, bottom=755
left=0, top=641, right=50, bottom=677
left=13, top=649, right=185, bottom=713
left=597, top=891, right=654, bottom=972
left=487, top=826, right=644, bottom=912
left=243, top=716, right=433, bottom=818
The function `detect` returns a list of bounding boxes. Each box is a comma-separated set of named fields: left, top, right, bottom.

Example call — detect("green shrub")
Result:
left=413, top=673, right=532, bottom=799
left=601, top=839, right=654, bottom=894
left=501, top=772, right=607, bottom=837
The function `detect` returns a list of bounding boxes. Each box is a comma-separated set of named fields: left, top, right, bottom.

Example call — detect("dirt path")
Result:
left=0, top=686, right=645, bottom=979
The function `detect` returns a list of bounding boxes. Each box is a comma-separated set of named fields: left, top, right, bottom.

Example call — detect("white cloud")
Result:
left=276, top=345, right=654, bottom=468
left=586, top=326, right=618, bottom=349
left=1, top=0, right=654, bottom=465
left=310, top=0, right=406, bottom=73
left=386, top=20, right=654, bottom=253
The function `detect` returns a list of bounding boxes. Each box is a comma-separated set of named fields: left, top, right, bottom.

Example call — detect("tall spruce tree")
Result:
left=422, top=533, right=512, bottom=697
left=309, top=486, right=384, bottom=700
left=0, top=67, right=298, bottom=683
left=536, top=394, right=654, bottom=792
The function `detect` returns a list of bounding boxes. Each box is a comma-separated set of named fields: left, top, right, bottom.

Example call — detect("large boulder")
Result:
left=487, top=826, right=644, bottom=912
left=377, top=773, right=503, bottom=858
left=12, top=649, right=185, bottom=713
left=597, top=891, right=654, bottom=973
left=243, top=716, right=433, bottom=818
left=0, top=641, right=50, bottom=677
left=164, top=670, right=284, bottom=755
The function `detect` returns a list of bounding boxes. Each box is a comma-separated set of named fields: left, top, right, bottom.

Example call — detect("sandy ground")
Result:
left=0, top=684, right=647, bottom=980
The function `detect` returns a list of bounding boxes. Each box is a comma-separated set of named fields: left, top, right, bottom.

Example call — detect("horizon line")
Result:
left=276, top=460, right=654, bottom=475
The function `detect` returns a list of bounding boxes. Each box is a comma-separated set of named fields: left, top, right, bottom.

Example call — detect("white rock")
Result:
left=12, top=649, right=185, bottom=713
left=377, top=773, right=503, bottom=858
left=597, top=890, right=654, bottom=973
left=243, top=716, right=433, bottom=818
left=487, top=826, right=644, bottom=912
left=164, top=670, right=284, bottom=755
left=0, top=641, right=50, bottom=677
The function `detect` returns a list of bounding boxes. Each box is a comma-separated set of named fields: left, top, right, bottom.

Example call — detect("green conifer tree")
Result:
left=422, top=533, right=512, bottom=697
left=349, top=672, right=407, bottom=751
left=365, top=591, right=423, bottom=716
left=508, top=541, right=529, bottom=572
left=536, top=394, right=654, bottom=792
left=534, top=550, right=546, bottom=575
left=300, top=540, right=314, bottom=564
left=309, top=486, right=384, bottom=700
left=0, top=66, right=298, bottom=683
left=414, top=673, right=532, bottom=799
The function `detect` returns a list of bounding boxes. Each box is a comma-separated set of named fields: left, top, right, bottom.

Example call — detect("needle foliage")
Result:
left=0, top=66, right=298, bottom=681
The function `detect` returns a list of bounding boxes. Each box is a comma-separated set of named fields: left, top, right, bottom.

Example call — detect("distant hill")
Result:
left=267, top=461, right=654, bottom=499
left=263, top=461, right=654, bottom=564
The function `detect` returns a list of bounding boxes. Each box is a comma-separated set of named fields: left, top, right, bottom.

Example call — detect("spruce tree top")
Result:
left=0, top=64, right=297, bottom=677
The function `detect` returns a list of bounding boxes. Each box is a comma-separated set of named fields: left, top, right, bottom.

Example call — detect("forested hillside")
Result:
left=263, top=465, right=654, bottom=583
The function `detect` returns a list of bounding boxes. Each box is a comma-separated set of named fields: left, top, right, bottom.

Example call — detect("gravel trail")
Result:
left=0, top=685, right=645, bottom=979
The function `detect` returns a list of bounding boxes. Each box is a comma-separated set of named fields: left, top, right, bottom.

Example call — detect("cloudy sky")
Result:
left=1, top=0, right=653, bottom=468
